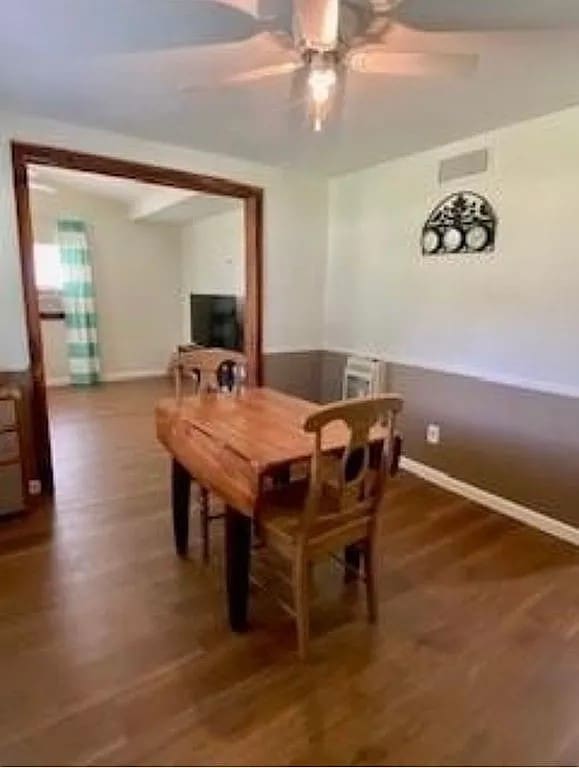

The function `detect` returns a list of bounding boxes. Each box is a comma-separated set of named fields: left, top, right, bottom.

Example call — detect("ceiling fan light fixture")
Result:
left=307, top=66, right=336, bottom=104
left=307, top=61, right=337, bottom=131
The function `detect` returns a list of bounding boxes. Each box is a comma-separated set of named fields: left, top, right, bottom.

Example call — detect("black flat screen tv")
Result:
left=190, top=294, right=243, bottom=352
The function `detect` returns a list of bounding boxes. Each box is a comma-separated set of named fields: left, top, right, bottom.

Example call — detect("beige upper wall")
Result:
left=325, top=104, right=579, bottom=398
left=0, top=110, right=329, bottom=371
left=4, top=104, right=579, bottom=396
left=30, top=183, right=182, bottom=380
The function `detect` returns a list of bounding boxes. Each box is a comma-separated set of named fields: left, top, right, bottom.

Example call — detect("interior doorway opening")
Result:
left=12, top=143, right=263, bottom=499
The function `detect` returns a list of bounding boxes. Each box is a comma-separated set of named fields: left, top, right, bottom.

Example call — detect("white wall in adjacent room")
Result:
left=325, top=105, right=579, bottom=396
left=30, top=183, right=182, bottom=382
left=0, top=110, right=329, bottom=371
left=40, top=319, right=69, bottom=383
left=180, top=206, right=244, bottom=342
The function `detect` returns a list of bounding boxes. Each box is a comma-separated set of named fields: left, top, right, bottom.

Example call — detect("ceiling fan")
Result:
left=183, top=0, right=478, bottom=132
left=99, top=0, right=579, bottom=134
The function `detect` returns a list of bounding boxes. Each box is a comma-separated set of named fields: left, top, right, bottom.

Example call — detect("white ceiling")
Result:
left=31, top=166, right=162, bottom=205
left=3, top=1, right=579, bottom=174
left=144, top=194, right=241, bottom=224
left=31, top=165, right=240, bottom=223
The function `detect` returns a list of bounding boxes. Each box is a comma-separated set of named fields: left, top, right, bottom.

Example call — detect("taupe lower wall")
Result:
left=392, top=363, right=579, bottom=528
left=266, top=350, right=579, bottom=529
left=264, top=351, right=322, bottom=402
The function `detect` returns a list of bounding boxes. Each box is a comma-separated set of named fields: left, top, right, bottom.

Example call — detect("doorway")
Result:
left=11, top=142, right=263, bottom=497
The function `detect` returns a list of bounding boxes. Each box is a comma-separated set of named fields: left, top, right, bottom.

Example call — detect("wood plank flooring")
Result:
left=1, top=378, right=579, bottom=766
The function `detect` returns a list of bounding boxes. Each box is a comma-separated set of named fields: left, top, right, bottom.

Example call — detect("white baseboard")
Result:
left=102, top=369, right=167, bottom=383
left=46, top=369, right=166, bottom=387
left=400, top=456, right=579, bottom=548
left=46, top=376, right=70, bottom=387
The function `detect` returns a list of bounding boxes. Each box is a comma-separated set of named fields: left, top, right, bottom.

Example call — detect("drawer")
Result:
left=0, top=400, right=16, bottom=430
left=0, top=430, right=19, bottom=462
left=0, top=464, right=24, bottom=514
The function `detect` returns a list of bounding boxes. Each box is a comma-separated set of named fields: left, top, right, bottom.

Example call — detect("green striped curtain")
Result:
left=57, top=220, right=101, bottom=386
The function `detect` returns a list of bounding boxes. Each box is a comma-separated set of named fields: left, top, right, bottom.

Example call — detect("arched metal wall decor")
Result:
left=421, top=191, right=497, bottom=256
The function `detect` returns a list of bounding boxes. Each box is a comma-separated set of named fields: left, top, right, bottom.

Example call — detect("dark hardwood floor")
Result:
left=1, top=378, right=578, bottom=766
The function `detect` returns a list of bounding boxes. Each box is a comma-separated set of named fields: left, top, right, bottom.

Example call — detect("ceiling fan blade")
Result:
left=256, top=0, right=294, bottom=35
left=393, top=0, right=579, bottom=31
left=348, top=49, right=478, bottom=77
left=181, top=59, right=302, bottom=91
left=227, top=60, right=303, bottom=84
left=294, top=0, right=340, bottom=49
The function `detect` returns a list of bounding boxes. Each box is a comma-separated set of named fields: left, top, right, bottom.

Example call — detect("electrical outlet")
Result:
left=28, top=479, right=42, bottom=496
left=426, top=424, right=441, bottom=445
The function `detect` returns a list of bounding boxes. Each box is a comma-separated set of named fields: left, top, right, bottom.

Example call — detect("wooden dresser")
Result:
left=0, top=388, right=26, bottom=516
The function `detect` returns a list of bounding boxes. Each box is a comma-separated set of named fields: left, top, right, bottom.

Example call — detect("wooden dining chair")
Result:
left=174, top=346, right=246, bottom=403
left=173, top=346, right=247, bottom=562
left=257, top=394, right=403, bottom=659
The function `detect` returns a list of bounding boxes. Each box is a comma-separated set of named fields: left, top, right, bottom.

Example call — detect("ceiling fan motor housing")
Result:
left=302, top=48, right=341, bottom=70
left=294, top=0, right=393, bottom=55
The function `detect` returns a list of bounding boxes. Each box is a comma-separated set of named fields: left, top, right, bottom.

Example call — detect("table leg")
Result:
left=344, top=543, right=361, bottom=583
left=171, top=459, right=191, bottom=557
left=225, top=506, right=252, bottom=632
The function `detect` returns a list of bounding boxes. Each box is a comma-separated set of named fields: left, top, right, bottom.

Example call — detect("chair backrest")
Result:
left=174, top=347, right=247, bottom=402
left=300, top=395, right=403, bottom=534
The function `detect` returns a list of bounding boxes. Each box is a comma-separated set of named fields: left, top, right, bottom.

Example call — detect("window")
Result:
left=34, top=243, right=64, bottom=319
left=34, top=243, right=63, bottom=290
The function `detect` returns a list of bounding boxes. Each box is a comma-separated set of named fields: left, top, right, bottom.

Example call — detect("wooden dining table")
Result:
left=155, top=386, right=389, bottom=631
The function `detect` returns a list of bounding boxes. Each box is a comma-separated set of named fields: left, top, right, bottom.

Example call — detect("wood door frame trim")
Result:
left=11, top=141, right=264, bottom=496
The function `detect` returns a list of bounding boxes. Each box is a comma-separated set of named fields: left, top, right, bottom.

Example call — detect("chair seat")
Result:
left=259, top=479, right=371, bottom=558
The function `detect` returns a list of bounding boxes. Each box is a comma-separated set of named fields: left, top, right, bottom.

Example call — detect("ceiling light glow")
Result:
left=307, top=65, right=336, bottom=132
left=307, top=67, right=337, bottom=105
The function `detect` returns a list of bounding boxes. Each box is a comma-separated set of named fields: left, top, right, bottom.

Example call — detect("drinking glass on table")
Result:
left=235, top=362, right=247, bottom=394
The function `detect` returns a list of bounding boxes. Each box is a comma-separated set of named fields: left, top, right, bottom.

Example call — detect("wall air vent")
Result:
left=438, top=148, right=489, bottom=184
